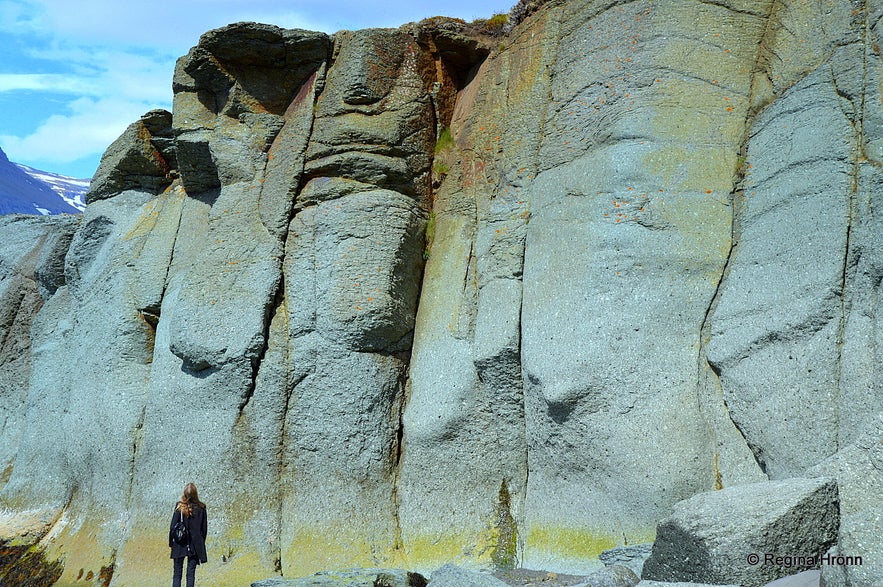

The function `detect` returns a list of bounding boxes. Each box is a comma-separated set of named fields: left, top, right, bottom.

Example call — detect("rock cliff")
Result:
left=0, top=1, right=881, bottom=585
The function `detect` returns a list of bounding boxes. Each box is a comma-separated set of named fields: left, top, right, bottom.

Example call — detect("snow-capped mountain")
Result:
left=0, top=147, right=88, bottom=215
left=16, top=163, right=88, bottom=213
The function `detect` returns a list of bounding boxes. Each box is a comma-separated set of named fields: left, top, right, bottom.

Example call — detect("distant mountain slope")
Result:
left=16, top=163, right=88, bottom=213
left=0, top=147, right=86, bottom=215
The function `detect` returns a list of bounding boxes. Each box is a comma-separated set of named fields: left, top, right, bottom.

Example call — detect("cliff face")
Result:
left=1, top=1, right=881, bottom=585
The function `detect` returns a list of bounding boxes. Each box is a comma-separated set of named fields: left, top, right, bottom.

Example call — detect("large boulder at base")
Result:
left=600, top=544, right=654, bottom=578
left=642, top=478, right=839, bottom=587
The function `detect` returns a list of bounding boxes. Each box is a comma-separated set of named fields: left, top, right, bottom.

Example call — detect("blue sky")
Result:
left=0, top=0, right=513, bottom=180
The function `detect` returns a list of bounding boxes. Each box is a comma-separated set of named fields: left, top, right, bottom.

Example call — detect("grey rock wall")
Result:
left=0, top=1, right=880, bottom=585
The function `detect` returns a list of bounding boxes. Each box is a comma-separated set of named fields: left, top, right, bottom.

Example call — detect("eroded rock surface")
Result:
left=0, top=1, right=881, bottom=585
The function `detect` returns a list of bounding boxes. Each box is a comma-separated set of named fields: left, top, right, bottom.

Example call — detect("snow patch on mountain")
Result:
left=16, top=163, right=89, bottom=212
left=0, top=146, right=89, bottom=215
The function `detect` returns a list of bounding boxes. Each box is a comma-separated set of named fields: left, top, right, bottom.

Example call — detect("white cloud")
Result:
left=0, top=73, right=95, bottom=94
left=22, top=0, right=320, bottom=49
left=0, top=47, right=175, bottom=169
left=23, top=0, right=509, bottom=47
left=0, top=96, right=160, bottom=167
left=0, top=22, right=176, bottom=168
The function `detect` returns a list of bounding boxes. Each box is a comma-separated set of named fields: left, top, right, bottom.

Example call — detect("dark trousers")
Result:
left=172, top=556, right=198, bottom=587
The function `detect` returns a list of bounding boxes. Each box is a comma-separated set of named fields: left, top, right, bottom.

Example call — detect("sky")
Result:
left=0, top=0, right=514, bottom=180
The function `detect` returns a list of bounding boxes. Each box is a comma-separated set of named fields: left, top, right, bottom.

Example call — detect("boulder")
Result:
left=86, top=109, right=173, bottom=203
left=642, top=478, right=839, bottom=587
left=600, top=544, right=654, bottom=578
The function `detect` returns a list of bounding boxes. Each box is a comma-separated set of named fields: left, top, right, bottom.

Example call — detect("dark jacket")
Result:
left=169, top=504, right=208, bottom=563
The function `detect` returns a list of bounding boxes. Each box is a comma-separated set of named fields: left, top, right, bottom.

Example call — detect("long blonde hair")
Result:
left=176, top=482, right=206, bottom=517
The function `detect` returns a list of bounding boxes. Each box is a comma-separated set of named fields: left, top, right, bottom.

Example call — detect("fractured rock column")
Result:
left=0, top=215, right=78, bottom=504
left=1, top=103, right=182, bottom=584
left=117, top=24, right=331, bottom=586
left=396, top=12, right=550, bottom=571
left=2, top=188, right=185, bottom=585
left=278, top=29, right=433, bottom=575
left=831, top=0, right=883, bottom=452
left=518, top=0, right=770, bottom=571
left=706, top=0, right=882, bottom=478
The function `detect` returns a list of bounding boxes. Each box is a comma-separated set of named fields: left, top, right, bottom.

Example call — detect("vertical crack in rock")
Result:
left=267, top=65, right=327, bottom=228
left=696, top=0, right=780, bottom=481
left=274, top=326, right=308, bottom=575
left=0, top=278, right=36, bottom=359
left=714, top=362, right=769, bottom=477
left=507, top=24, right=533, bottom=547
left=390, top=365, right=408, bottom=553
left=749, top=0, right=784, bottom=116
left=696, top=127, right=748, bottom=477
left=492, top=479, right=518, bottom=569
left=240, top=61, right=327, bottom=416
left=389, top=57, right=439, bottom=558
left=269, top=61, right=326, bottom=576
left=0, top=231, right=48, bottom=347
left=515, top=242, right=529, bottom=565
left=124, top=406, right=147, bottom=510
left=136, top=190, right=185, bottom=365
left=157, top=187, right=185, bottom=304
left=696, top=205, right=741, bottom=479
left=831, top=0, right=868, bottom=452
left=722, top=394, right=769, bottom=477
left=274, top=361, right=292, bottom=574
left=514, top=6, right=560, bottom=543
left=238, top=282, right=283, bottom=413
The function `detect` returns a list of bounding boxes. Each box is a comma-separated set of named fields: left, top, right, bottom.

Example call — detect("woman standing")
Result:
left=169, top=482, right=208, bottom=587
